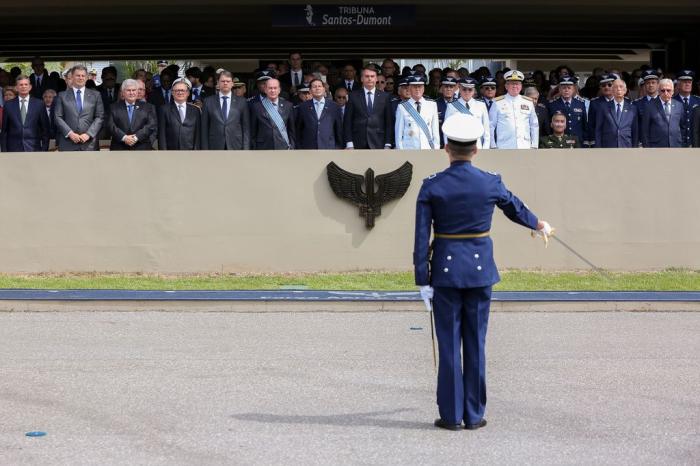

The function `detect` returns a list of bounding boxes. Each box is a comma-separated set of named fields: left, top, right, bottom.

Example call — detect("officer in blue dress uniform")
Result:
left=414, top=113, right=553, bottom=431
left=546, top=76, right=588, bottom=145
left=673, top=70, right=700, bottom=147
left=633, top=69, right=660, bottom=138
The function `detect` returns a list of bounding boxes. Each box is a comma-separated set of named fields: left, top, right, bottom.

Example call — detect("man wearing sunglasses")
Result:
left=478, top=76, right=497, bottom=112
left=586, top=73, right=617, bottom=147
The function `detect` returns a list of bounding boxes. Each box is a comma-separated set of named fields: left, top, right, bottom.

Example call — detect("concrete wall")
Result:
left=0, top=149, right=698, bottom=273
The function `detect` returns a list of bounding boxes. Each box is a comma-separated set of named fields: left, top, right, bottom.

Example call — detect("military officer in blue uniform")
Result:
left=546, top=76, right=588, bottom=145
left=673, top=70, right=700, bottom=147
left=436, top=76, right=458, bottom=148
left=414, top=113, right=553, bottom=431
left=632, top=69, right=660, bottom=138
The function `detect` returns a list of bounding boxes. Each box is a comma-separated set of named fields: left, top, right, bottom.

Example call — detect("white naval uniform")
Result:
left=443, top=97, right=490, bottom=149
left=395, top=97, right=440, bottom=150
left=488, top=94, right=539, bottom=149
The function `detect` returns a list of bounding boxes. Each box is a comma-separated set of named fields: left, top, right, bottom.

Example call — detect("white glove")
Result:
left=532, top=221, right=555, bottom=247
left=419, top=285, right=434, bottom=312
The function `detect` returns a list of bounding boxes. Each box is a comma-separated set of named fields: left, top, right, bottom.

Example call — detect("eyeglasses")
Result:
left=659, top=89, right=674, bottom=93
left=173, top=89, right=188, bottom=93
left=481, top=86, right=496, bottom=90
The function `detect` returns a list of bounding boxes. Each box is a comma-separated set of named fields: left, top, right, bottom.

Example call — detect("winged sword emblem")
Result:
left=326, top=161, right=413, bottom=229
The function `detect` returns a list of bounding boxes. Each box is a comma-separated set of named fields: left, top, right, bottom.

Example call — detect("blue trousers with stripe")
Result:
left=432, top=286, right=491, bottom=425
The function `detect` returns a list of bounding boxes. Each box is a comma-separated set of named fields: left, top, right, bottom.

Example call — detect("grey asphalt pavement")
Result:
left=1, top=310, right=698, bottom=465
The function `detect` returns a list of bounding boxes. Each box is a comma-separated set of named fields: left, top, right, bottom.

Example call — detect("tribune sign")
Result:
left=272, top=5, right=416, bottom=27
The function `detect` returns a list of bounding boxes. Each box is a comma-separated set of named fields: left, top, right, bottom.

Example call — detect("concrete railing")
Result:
left=0, top=148, right=698, bottom=272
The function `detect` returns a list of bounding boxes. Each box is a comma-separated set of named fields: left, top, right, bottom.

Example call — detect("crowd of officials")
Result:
left=1, top=53, right=700, bottom=152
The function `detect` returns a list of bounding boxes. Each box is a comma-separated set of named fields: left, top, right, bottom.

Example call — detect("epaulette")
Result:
left=522, top=95, right=535, bottom=103
left=424, top=97, right=436, bottom=102
left=633, top=97, right=645, bottom=102
left=423, top=172, right=440, bottom=181
left=548, top=98, right=557, bottom=103
left=493, top=95, right=505, bottom=101
left=574, top=95, right=586, bottom=102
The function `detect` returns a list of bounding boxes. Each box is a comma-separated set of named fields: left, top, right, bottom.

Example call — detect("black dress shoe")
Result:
left=434, top=418, right=462, bottom=431
left=464, top=419, right=487, bottom=430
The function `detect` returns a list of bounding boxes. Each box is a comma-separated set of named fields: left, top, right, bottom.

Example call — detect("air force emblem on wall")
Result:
left=326, top=161, right=413, bottom=229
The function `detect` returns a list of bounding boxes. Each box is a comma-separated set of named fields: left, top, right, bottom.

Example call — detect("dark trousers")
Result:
left=433, top=285, right=492, bottom=425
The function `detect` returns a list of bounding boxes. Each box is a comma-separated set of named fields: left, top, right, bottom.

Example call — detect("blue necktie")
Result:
left=193, top=88, right=199, bottom=100
left=127, top=104, right=134, bottom=124
left=616, top=103, right=621, bottom=123
left=76, top=89, right=83, bottom=114
left=221, top=96, right=229, bottom=120
left=367, top=91, right=373, bottom=113
left=315, top=100, right=322, bottom=119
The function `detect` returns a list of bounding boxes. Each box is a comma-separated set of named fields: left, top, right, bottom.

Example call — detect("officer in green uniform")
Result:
left=539, top=110, right=580, bottom=148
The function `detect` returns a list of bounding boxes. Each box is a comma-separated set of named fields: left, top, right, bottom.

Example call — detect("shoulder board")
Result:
left=574, top=95, right=587, bottom=102
left=424, top=97, right=436, bottom=102
left=247, top=96, right=255, bottom=101
left=548, top=98, right=557, bottom=103
left=487, top=170, right=500, bottom=177
left=493, top=95, right=505, bottom=101
left=522, top=95, right=535, bottom=103
left=633, top=97, right=644, bottom=102
left=424, top=173, right=439, bottom=181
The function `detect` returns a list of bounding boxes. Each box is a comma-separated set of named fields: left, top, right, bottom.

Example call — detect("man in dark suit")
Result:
left=42, top=89, right=57, bottom=140
left=200, top=70, right=250, bottom=150
left=29, top=57, right=56, bottom=100
left=97, top=66, right=121, bottom=111
left=343, top=65, right=393, bottom=149
left=296, top=78, right=343, bottom=149
left=148, top=68, right=175, bottom=108
left=641, top=78, right=684, bottom=148
left=596, top=79, right=639, bottom=148
left=158, top=78, right=201, bottom=150
left=336, top=63, right=361, bottom=92
left=108, top=79, right=157, bottom=151
left=693, top=105, right=700, bottom=147
left=278, top=51, right=305, bottom=94
left=53, top=65, right=104, bottom=151
left=185, top=67, right=213, bottom=103
left=0, top=75, right=50, bottom=152
left=250, top=78, right=295, bottom=149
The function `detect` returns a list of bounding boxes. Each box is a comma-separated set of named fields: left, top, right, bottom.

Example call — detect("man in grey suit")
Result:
left=200, top=71, right=250, bottom=150
left=54, top=65, right=104, bottom=151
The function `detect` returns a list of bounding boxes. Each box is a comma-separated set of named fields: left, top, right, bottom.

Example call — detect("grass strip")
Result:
left=0, top=269, right=698, bottom=291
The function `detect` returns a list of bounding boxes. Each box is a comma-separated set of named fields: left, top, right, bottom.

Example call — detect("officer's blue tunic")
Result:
left=414, top=160, right=538, bottom=425
left=436, top=97, right=451, bottom=148
left=547, top=97, right=588, bottom=144
left=673, top=94, right=700, bottom=147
